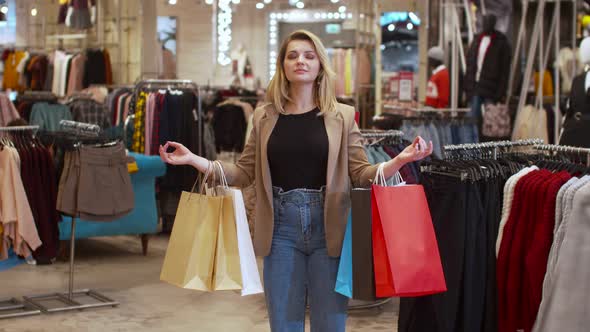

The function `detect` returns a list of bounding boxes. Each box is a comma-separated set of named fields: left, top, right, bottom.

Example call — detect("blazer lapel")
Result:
left=259, top=106, right=279, bottom=203
left=324, top=110, right=343, bottom=187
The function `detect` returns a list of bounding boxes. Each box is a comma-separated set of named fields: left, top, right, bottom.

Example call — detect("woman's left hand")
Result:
left=398, top=136, right=434, bottom=163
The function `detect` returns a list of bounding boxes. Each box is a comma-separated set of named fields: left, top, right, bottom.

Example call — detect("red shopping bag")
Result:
left=371, top=170, right=447, bottom=297
left=372, top=204, right=396, bottom=297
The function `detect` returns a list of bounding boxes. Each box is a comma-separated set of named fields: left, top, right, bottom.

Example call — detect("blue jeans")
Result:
left=264, top=187, right=348, bottom=332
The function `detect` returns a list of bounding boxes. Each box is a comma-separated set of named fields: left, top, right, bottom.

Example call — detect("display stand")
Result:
left=508, top=0, right=578, bottom=144
left=0, top=122, right=120, bottom=319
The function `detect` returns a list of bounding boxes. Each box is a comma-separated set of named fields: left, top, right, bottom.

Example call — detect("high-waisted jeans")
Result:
left=264, top=186, right=348, bottom=332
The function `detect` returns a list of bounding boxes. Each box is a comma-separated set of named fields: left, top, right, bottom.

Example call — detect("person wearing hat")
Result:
left=425, top=46, right=450, bottom=108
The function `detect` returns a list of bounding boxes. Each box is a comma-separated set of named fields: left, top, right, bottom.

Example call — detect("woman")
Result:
left=159, top=30, right=433, bottom=332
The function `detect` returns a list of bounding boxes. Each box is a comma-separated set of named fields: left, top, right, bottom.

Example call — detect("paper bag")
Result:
left=160, top=191, right=222, bottom=291
left=218, top=187, right=263, bottom=296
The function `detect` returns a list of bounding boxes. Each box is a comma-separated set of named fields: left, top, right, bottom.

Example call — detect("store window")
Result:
left=381, top=11, right=420, bottom=103
left=380, top=11, right=420, bottom=73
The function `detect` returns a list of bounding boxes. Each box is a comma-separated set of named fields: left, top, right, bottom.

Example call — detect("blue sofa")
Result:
left=59, top=152, right=166, bottom=255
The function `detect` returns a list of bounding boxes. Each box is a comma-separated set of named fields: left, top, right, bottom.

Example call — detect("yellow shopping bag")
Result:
left=160, top=167, right=223, bottom=291
left=212, top=191, right=243, bottom=290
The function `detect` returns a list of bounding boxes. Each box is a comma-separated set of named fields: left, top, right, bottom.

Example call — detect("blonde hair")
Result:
left=266, top=30, right=337, bottom=115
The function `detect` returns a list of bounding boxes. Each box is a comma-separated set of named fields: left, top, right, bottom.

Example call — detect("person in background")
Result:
left=159, top=30, right=433, bottom=332
left=425, top=46, right=450, bottom=109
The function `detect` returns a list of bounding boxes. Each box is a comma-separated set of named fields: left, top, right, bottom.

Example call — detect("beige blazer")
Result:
left=220, top=102, right=379, bottom=257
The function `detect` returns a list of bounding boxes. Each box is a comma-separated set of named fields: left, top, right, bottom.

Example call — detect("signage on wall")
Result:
left=398, top=71, right=414, bottom=101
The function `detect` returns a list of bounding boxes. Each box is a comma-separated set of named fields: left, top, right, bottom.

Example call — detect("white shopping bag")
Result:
left=217, top=187, right=263, bottom=296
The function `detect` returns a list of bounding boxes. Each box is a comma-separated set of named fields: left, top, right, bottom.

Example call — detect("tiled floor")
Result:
left=0, top=235, right=399, bottom=331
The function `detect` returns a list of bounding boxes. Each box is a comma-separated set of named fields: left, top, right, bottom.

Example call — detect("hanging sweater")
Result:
left=425, top=65, right=450, bottom=108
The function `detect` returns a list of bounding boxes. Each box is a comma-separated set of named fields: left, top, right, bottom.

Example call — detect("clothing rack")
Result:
left=133, top=79, right=202, bottom=155
left=0, top=125, right=40, bottom=133
left=443, top=138, right=545, bottom=160
left=0, top=126, right=41, bottom=319
left=534, top=144, right=590, bottom=166
left=0, top=123, right=119, bottom=319
left=383, top=105, right=471, bottom=116
left=361, top=129, right=404, bottom=137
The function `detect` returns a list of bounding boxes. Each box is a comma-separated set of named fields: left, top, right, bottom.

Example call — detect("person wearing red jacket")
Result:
left=425, top=46, right=450, bottom=108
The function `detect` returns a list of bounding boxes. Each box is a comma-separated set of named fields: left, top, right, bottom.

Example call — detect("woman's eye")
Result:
left=287, top=54, right=298, bottom=60
left=306, top=54, right=315, bottom=60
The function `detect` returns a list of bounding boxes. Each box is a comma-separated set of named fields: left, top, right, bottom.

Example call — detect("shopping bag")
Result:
left=371, top=164, right=447, bottom=297
left=216, top=185, right=262, bottom=296
left=351, top=188, right=378, bottom=301
left=334, top=212, right=353, bottom=298
left=160, top=165, right=221, bottom=291
left=372, top=193, right=397, bottom=298
left=211, top=162, right=243, bottom=291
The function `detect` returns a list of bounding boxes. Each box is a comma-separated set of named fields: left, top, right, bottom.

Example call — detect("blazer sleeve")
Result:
left=344, top=106, right=379, bottom=188
left=217, top=107, right=260, bottom=188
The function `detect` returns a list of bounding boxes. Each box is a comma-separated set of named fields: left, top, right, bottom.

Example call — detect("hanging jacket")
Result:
left=560, top=73, right=590, bottom=148
left=464, top=31, right=511, bottom=102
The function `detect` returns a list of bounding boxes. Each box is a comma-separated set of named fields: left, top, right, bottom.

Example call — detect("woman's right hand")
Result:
left=159, top=141, right=212, bottom=174
left=159, top=141, right=195, bottom=166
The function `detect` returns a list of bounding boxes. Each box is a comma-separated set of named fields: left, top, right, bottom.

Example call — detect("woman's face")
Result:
left=282, top=39, right=321, bottom=85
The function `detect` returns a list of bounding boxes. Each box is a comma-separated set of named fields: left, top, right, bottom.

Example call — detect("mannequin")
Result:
left=65, top=0, right=97, bottom=30
left=230, top=43, right=248, bottom=86
left=464, top=14, right=511, bottom=126
left=559, top=37, right=590, bottom=147
left=425, top=46, right=450, bottom=108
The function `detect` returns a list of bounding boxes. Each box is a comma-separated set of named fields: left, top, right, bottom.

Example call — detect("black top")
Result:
left=267, top=108, right=329, bottom=191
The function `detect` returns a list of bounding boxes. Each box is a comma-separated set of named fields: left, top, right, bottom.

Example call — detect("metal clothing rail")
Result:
left=0, top=125, right=40, bottom=132
left=444, top=138, right=545, bottom=160
left=534, top=144, right=590, bottom=166
left=133, top=79, right=202, bottom=156
left=383, top=105, right=470, bottom=113
left=444, top=138, right=545, bottom=151
left=361, top=129, right=404, bottom=137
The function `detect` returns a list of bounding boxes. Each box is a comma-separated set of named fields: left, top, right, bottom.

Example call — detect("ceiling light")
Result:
left=320, top=13, right=327, bottom=19
left=168, top=0, right=177, bottom=5
left=264, top=0, right=272, bottom=3
left=347, top=13, right=352, bottom=19
left=232, top=0, right=240, bottom=3
left=296, top=2, right=304, bottom=8
left=31, top=7, right=37, bottom=16
left=330, top=0, right=339, bottom=3
left=338, top=6, right=346, bottom=13
left=387, top=24, right=395, bottom=31
left=327, top=12, right=334, bottom=19
left=407, top=22, right=413, bottom=30
left=205, top=0, right=213, bottom=3
left=256, top=2, right=264, bottom=9
left=0, top=6, right=7, bottom=14
left=334, top=13, right=340, bottom=19
left=314, top=12, right=320, bottom=19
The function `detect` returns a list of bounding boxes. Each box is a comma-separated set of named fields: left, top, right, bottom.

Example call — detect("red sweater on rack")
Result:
left=425, top=65, right=450, bottom=108
left=523, top=171, right=571, bottom=332
left=497, top=170, right=542, bottom=332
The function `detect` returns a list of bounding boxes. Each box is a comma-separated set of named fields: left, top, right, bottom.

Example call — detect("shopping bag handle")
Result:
left=186, top=161, right=214, bottom=201
left=374, top=163, right=404, bottom=187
